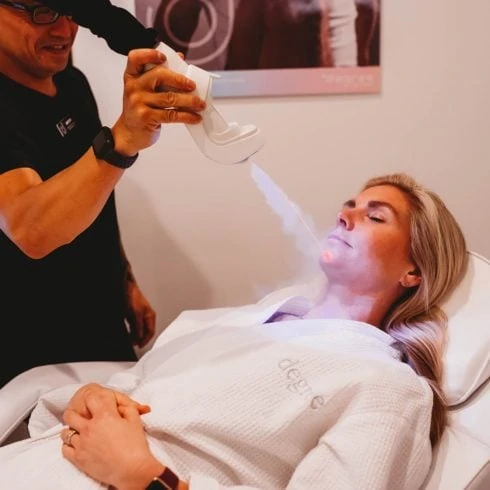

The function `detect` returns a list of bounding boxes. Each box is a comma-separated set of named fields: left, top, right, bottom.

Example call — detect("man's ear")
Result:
left=400, top=269, right=422, bottom=288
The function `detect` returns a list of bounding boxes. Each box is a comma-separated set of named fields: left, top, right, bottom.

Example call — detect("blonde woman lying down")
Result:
left=0, top=173, right=468, bottom=490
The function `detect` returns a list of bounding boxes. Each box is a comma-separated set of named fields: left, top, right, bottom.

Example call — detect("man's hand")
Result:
left=125, top=278, right=156, bottom=348
left=112, top=48, right=207, bottom=156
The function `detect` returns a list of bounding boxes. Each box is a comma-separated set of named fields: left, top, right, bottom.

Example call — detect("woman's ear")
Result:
left=400, top=269, right=422, bottom=288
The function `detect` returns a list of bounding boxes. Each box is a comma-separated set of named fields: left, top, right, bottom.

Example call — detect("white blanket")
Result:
left=0, top=290, right=434, bottom=490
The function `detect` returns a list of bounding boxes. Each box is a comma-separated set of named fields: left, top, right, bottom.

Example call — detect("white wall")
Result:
left=73, top=0, right=490, bottom=353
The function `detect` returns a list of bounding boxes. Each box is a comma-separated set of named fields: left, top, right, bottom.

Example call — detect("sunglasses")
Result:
left=0, top=0, right=71, bottom=25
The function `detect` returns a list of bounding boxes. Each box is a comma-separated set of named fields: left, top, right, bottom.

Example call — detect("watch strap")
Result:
left=145, top=466, right=180, bottom=490
left=92, top=126, right=138, bottom=169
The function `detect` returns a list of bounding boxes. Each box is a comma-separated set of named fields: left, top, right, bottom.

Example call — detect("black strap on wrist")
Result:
left=145, top=467, right=180, bottom=490
left=92, top=126, right=138, bottom=169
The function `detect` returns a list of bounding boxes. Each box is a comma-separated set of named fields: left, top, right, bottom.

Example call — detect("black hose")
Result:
left=39, top=0, right=159, bottom=55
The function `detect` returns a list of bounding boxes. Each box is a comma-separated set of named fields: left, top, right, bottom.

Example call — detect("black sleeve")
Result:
left=0, top=131, right=34, bottom=174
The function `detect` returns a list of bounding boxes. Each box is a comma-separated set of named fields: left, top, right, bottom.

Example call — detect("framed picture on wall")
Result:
left=131, top=0, right=381, bottom=97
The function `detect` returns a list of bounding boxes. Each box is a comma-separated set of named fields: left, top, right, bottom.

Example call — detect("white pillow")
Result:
left=443, top=252, right=490, bottom=406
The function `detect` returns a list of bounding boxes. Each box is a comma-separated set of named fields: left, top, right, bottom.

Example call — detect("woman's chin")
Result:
left=320, top=249, right=339, bottom=265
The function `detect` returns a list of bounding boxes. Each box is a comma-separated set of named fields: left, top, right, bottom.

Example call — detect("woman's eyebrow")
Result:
left=343, top=199, right=399, bottom=217
left=367, top=200, right=399, bottom=217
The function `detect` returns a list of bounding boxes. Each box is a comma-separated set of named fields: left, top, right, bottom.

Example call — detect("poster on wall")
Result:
left=132, top=0, right=381, bottom=97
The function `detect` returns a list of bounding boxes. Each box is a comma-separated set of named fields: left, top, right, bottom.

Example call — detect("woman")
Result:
left=0, top=173, right=468, bottom=490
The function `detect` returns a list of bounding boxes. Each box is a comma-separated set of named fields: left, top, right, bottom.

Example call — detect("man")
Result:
left=0, top=0, right=206, bottom=387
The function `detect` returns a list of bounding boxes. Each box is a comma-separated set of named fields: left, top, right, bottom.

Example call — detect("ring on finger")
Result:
left=64, top=428, right=78, bottom=447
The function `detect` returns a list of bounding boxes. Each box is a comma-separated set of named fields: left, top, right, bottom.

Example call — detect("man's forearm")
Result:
left=3, top=147, right=124, bottom=258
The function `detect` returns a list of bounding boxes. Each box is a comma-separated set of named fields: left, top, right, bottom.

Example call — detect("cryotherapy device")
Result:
left=39, top=0, right=264, bottom=165
left=150, top=42, right=264, bottom=165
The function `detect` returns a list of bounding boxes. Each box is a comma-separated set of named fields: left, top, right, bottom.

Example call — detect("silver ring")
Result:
left=64, top=428, right=78, bottom=447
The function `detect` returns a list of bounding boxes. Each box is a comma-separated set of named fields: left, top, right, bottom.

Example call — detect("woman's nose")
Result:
left=337, top=209, right=354, bottom=230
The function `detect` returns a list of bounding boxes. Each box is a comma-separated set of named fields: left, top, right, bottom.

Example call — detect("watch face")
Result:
left=92, top=126, right=138, bottom=169
left=92, top=126, right=114, bottom=159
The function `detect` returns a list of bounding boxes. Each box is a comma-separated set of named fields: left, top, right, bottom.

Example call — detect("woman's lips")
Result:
left=327, top=234, right=352, bottom=247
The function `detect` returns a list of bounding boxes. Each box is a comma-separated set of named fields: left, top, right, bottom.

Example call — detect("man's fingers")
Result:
left=135, top=65, right=196, bottom=93
left=125, top=48, right=166, bottom=77
left=161, top=108, right=202, bottom=125
left=125, top=51, right=196, bottom=93
left=138, top=315, right=155, bottom=348
left=135, top=106, right=202, bottom=125
left=144, top=91, right=206, bottom=112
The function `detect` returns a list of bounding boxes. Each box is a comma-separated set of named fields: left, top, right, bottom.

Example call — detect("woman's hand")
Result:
left=64, top=383, right=150, bottom=420
left=61, top=389, right=164, bottom=490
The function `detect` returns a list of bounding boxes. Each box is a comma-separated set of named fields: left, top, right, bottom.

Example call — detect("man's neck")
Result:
left=0, top=60, right=57, bottom=96
left=11, top=72, right=57, bottom=96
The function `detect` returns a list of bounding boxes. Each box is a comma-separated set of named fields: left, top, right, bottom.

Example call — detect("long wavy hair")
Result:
left=363, top=173, right=468, bottom=447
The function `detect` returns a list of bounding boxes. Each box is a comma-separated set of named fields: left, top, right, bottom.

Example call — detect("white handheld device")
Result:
left=152, top=42, right=265, bottom=165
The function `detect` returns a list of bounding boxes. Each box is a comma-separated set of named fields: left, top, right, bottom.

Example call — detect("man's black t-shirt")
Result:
left=0, top=67, right=137, bottom=386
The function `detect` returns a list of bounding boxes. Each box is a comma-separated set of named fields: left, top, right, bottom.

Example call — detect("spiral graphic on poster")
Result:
left=158, top=0, right=235, bottom=66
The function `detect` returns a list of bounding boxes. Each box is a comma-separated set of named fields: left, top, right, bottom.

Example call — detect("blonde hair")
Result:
left=363, top=173, right=468, bottom=447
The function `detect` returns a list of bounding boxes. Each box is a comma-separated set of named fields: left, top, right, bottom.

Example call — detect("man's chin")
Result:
left=49, top=59, right=70, bottom=73
left=38, top=52, right=71, bottom=73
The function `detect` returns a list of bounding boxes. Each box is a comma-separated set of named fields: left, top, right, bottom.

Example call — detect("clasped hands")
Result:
left=60, top=383, right=164, bottom=490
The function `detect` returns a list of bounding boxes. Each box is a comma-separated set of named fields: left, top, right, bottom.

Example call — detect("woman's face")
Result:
left=321, top=184, right=417, bottom=294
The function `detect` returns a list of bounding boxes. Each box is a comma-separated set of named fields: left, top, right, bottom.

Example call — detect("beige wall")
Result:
left=73, top=0, right=490, bottom=353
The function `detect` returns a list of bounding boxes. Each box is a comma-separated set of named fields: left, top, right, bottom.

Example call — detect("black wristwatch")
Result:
left=92, top=126, right=138, bottom=169
left=145, top=467, right=180, bottom=490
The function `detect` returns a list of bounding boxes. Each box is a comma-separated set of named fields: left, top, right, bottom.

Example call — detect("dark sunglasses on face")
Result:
left=0, top=0, right=71, bottom=25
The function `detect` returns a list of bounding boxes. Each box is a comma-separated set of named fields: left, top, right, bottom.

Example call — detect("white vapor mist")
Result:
left=250, top=162, right=323, bottom=283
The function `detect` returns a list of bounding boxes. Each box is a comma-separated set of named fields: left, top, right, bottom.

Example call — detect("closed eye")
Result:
left=369, top=216, right=385, bottom=223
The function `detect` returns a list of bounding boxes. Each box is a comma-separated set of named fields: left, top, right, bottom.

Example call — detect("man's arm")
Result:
left=0, top=48, right=205, bottom=259
left=0, top=152, right=124, bottom=259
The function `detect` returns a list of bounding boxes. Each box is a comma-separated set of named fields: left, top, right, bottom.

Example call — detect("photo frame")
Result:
left=132, top=0, right=381, bottom=98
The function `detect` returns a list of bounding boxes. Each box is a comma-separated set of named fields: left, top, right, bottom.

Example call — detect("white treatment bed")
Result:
left=0, top=251, right=489, bottom=489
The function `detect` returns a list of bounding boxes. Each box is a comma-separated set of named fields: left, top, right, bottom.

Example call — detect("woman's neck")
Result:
left=303, top=283, right=397, bottom=328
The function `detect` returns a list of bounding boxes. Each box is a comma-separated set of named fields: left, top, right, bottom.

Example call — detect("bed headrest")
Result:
left=442, top=251, right=490, bottom=406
